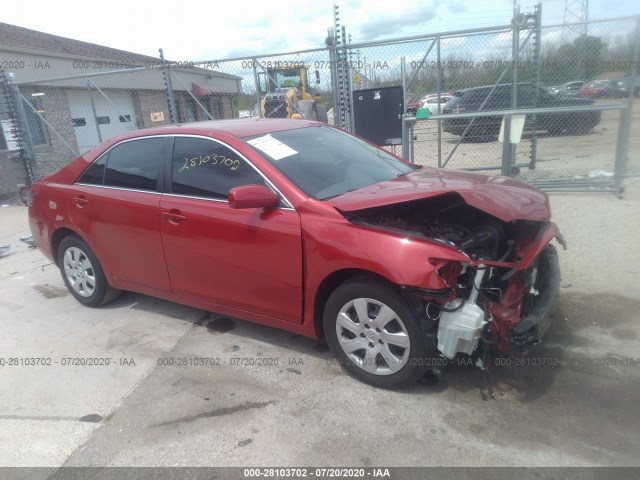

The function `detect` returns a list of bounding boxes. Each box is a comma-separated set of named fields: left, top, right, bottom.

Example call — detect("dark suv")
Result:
left=613, top=76, right=640, bottom=97
left=442, top=83, right=601, bottom=141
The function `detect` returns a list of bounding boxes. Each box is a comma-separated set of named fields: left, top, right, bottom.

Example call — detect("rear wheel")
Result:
left=323, top=280, right=429, bottom=388
left=464, top=124, right=497, bottom=142
left=568, top=123, right=594, bottom=135
left=58, top=235, right=120, bottom=307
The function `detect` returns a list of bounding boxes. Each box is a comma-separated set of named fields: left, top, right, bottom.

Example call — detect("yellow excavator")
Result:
left=255, top=66, right=328, bottom=122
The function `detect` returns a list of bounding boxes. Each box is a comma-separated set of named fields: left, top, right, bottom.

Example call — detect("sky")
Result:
left=2, top=0, right=639, bottom=61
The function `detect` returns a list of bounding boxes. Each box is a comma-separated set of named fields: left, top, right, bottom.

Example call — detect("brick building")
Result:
left=0, top=22, right=242, bottom=194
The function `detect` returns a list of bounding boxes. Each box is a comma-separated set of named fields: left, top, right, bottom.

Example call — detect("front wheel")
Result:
left=58, top=235, right=121, bottom=307
left=323, top=280, right=429, bottom=388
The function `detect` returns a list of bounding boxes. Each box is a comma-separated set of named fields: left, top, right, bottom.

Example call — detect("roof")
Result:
left=0, top=22, right=240, bottom=80
left=0, top=22, right=157, bottom=63
left=453, top=83, right=536, bottom=95
left=162, top=118, right=320, bottom=137
left=111, top=118, right=321, bottom=142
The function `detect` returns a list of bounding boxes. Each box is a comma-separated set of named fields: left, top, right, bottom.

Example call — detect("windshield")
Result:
left=244, top=125, right=415, bottom=200
left=272, top=69, right=301, bottom=88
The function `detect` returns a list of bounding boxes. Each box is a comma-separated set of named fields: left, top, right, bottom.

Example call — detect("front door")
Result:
left=160, top=136, right=303, bottom=323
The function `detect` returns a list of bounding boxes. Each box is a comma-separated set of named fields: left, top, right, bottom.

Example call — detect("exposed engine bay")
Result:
left=344, top=193, right=563, bottom=364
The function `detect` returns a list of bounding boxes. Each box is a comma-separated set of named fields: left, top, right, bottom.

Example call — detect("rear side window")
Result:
left=517, top=84, right=538, bottom=105
left=78, top=137, right=165, bottom=191
left=78, top=156, right=106, bottom=185
left=477, top=87, right=510, bottom=109
left=171, top=137, right=265, bottom=199
left=445, top=93, right=464, bottom=109
left=104, top=138, right=165, bottom=191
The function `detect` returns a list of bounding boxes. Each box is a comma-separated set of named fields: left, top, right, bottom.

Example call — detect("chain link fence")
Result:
left=0, top=63, right=34, bottom=200
left=1, top=11, right=638, bottom=198
left=400, top=14, right=639, bottom=193
left=529, top=16, right=640, bottom=189
left=170, top=47, right=334, bottom=125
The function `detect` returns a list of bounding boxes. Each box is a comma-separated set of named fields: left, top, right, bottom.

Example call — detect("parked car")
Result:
left=543, top=85, right=561, bottom=96
left=405, top=95, right=422, bottom=114
left=28, top=119, right=563, bottom=388
left=442, top=83, right=601, bottom=141
left=407, top=93, right=453, bottom=115
left=557, top=81, right=584, bottom=97
left=612, top=76, right=640, bottom=97
left=418, top=93, right=453, bottom=115
left=578, top=80, right=625, bottom=99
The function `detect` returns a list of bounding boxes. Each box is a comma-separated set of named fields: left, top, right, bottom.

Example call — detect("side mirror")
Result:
left=228, top=184, right=279, bottom=209
left=315, top=70, right=320, bottom=84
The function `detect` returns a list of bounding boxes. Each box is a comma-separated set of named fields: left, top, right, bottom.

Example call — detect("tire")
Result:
left=58, top=235, right=121, bottom=307
left=323, top=280, right=429, bottom=388
left=567, top=123, right=593, bottom=135
left=546, top=126, right=564, bottom=136
left=463, top=123, right=498, bottom=143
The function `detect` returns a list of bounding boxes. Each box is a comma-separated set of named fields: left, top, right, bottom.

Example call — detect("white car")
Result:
left=418, top=93, right=452, bottom=115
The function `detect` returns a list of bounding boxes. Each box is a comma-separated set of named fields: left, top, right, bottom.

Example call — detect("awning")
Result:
left=191, top=83, right=218, bottom=96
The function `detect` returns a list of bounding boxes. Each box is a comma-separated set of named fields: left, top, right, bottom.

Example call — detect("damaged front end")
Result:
left=344, top=192, right=565, bottom=361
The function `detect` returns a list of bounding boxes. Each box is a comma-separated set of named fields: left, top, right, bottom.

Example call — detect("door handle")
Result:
left=162, top=211, right=187, bottom=224
left=72, top=196, right=88, bottom=207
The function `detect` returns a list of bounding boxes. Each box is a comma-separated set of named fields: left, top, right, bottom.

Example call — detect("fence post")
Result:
left=7, top=75, right=37, bottom=182
left=329, top=45, right=340, bottom=126
left=87, top=80, right=102, bottom=143
left=529, top=2, right=542, bottom=171
left=159, top=48, right=178, bottom=123
left=613, top=15, right=640, bottom=197
left=252, top=59, right=262, bottom=118
left=401, top=57, right=408, bottom=160
left=436, top=36, right=443, bottom=168
left=347, top=64, right=355, bottom=133
left=501, top=9, right=520, bottom=177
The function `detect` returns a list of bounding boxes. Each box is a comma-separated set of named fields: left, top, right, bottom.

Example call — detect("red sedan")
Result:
left=578, top=80, right=623, bottom=98
left=28, top=119, right=564, bottom=388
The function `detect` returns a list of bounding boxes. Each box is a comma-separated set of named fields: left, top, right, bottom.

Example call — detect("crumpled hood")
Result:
left=327, top=168, right=551, bottom=222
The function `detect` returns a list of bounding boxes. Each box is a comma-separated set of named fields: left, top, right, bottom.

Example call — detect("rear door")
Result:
left=159, top=135, right=303, bottom=323
left=70, top=136, right=171, bottom=291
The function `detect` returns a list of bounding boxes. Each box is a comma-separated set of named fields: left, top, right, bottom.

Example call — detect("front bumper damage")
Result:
left=508, top=245, right=560, bottom=350
left=430, top=223, right=566, bottom=360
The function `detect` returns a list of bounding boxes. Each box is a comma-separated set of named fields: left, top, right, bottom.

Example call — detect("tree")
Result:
left=539, top=34, right=606, bottom=84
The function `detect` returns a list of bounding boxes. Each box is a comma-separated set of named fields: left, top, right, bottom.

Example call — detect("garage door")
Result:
left=67, top=90, right=136, bottom=153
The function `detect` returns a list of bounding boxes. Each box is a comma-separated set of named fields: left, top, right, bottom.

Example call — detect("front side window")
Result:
left=171, top=137, right=265, bottom=199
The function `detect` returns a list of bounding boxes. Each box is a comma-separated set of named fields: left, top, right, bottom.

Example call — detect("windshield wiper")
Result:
left=395, top=165, right=422, bottom=178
